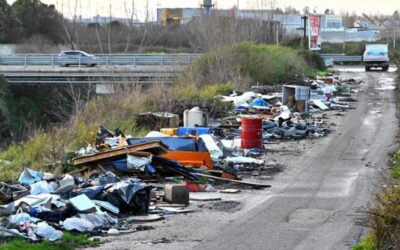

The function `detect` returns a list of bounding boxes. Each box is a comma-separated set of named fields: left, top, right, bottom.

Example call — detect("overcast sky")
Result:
left=6, top=0, right=400, bottom=19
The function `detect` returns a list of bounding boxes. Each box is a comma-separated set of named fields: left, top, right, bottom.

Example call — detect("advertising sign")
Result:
left=309, top=15, right=321, bottom=51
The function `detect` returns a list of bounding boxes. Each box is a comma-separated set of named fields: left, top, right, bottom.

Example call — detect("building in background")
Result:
left=357, top=17, right=379, bottom=29
left=319, top=15, right=380, bottom=43
left=155, top=4, right=381, bottom=43
left=321, top=15, right=343, bottom=30
left=157, top=8, right=202, bottom=24
left=157, top=7, right=305, bottom=35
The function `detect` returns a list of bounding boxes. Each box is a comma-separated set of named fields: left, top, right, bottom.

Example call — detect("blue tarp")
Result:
left=127, top=137, right=208, bottom=152
left=177, top=127, right=212, bottom=136
left=18, top=168, right=43, bottom=185
left=250, top=97, right=269, bottom=108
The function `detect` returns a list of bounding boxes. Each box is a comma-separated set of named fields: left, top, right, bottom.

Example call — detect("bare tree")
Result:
left=95, top=23, right=104, bottom=53
left=48, top=84, right=95, bottom=122
left=138, top=0, right=150, bottom=53
left=123, top=0, right=136, bottom=53
left=107, top=1, right=112, bottom=54
left=341, top=11, right=358, bottom=28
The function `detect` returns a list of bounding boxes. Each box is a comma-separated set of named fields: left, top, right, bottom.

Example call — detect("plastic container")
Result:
left=241, top=117, right=263, bottom=149
left=183, top=107, right=208, bottom=127
left=177, top=127, right=212, bottom=137
left=160, top=128, right=178, bottom=136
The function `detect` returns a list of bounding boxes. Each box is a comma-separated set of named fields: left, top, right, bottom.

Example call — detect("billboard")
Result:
left=309, top=15, right=321, bottom=51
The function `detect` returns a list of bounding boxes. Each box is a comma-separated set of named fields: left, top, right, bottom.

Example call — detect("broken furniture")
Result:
left=73, top=141, right=168, bottom=167
left=282, top=85, right=311, bottom=113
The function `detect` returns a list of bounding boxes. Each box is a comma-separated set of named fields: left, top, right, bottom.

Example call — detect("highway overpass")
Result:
left=0, top=54, right=195, bottom=87
left=0, top=53, right=362, bottom=87
left=0, top=54, right=200, bottom=67
left=0, top=66, right=185, bottom=86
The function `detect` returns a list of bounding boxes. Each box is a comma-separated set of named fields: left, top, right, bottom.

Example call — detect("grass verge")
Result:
left=0, top=82, right=233, bottom=180
left=0, top=232, right=97, bottom=250
left=180, top=42, right=319, bottom=89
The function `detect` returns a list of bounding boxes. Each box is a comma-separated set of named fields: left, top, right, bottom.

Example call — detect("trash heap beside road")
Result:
left=0, top=72, right=362, bottom=243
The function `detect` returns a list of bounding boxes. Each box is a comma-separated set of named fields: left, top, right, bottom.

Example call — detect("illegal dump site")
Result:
left=0, top=71, right=361, bottom=248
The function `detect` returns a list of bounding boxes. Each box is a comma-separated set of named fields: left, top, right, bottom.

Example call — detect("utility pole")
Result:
left=393, top=28, right=396, bottom=49
left=300, top=16, right=308, bottom=49
left=276, top=22, right=279, bottom=45
left=302, top=16, right=308, bottom=38
left=343, top=30, right=346, bottom=53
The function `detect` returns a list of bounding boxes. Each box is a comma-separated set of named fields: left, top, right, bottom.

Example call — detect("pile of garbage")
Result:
left=0, top=73, right=360, bottom=244
left=0, top=168, right=154, bottom=241
left=214, top=74, right=360, bottom=142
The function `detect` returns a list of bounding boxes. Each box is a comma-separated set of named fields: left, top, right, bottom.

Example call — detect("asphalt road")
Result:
left=195, top=66, right=399, bottom=250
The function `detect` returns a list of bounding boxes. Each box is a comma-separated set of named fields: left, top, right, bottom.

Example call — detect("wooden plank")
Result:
left=73, top=141, right=168, bottom=166
left=193, top=173, right=271, bottom=188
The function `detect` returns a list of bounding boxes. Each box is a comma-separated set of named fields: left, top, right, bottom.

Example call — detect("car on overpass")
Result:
left=58, top=50, right=98, bottom=67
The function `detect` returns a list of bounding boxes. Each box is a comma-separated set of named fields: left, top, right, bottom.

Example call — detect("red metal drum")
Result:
left=241, top=117, right=263, bottom=149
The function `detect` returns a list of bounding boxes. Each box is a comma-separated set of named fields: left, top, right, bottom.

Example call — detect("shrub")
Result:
left=0, top=81, right=233, bottom=179
left=356, top=152, right=400, bottom=250
left=352, top=234, right=376, bottom=250
left=181, top=42, right=313, bottom=88
left=299, top=50, right=326, bottom=71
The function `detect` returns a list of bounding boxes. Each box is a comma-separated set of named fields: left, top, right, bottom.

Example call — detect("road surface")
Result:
left=194, top=66, right=398, bottom=250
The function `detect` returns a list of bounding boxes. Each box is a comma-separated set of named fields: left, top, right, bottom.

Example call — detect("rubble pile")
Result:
left=0, top=72, right=361, bottom=244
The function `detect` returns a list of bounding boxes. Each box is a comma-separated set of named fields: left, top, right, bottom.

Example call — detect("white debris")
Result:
left=199, top=134, right=223, bottom=160
left=225, top=156, right=264, bottom=165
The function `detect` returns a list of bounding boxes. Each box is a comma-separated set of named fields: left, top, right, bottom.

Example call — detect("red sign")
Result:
left=309, top=15, right=321, bottom=51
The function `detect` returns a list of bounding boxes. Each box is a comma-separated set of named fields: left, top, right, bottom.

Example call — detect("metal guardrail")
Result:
left=0, top=53, right=363, bottom=67
left=0, top=54, right=201, bottom=67
left=320, top=54, right=363, bottom=62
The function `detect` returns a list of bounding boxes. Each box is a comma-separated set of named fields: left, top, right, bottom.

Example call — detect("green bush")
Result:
left=356, top=151, right=400, bottom=250
left=0, top=132, right=61, bottom=180
left=352, top=234, right=376, bottom=250
left=0, top=81, right=233, bottom=179
left=321, top=42, right=365, bottom=55
left=175, top=82, right=234, bottom=102
left=299, top=50, right=326, bottom=70
left=182, top=42, right=313, bottom=88
left=0, top=76, right=12, bottom=147
left=390, top=151, right=400, bottom=179
left=0, top=91, right=142, bottom=180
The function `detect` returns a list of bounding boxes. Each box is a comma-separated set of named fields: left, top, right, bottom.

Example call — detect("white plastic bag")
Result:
left=30, top=180, right=54, bottom=195
left=8, top=207, right=32, bottom=231
left=63, top=217, right=95, bottom=232
left=35, top=222, right=63, bottom=241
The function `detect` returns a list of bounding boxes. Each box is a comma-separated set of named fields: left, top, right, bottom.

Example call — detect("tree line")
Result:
left=0, top=0, right=64, bottom=43
left=0, top=0, right=301, bottom=53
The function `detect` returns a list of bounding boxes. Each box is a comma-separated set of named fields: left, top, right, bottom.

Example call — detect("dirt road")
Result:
left=196, top=67, right=398, bottom=250
left=91, top=66, right=398, bottom=250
